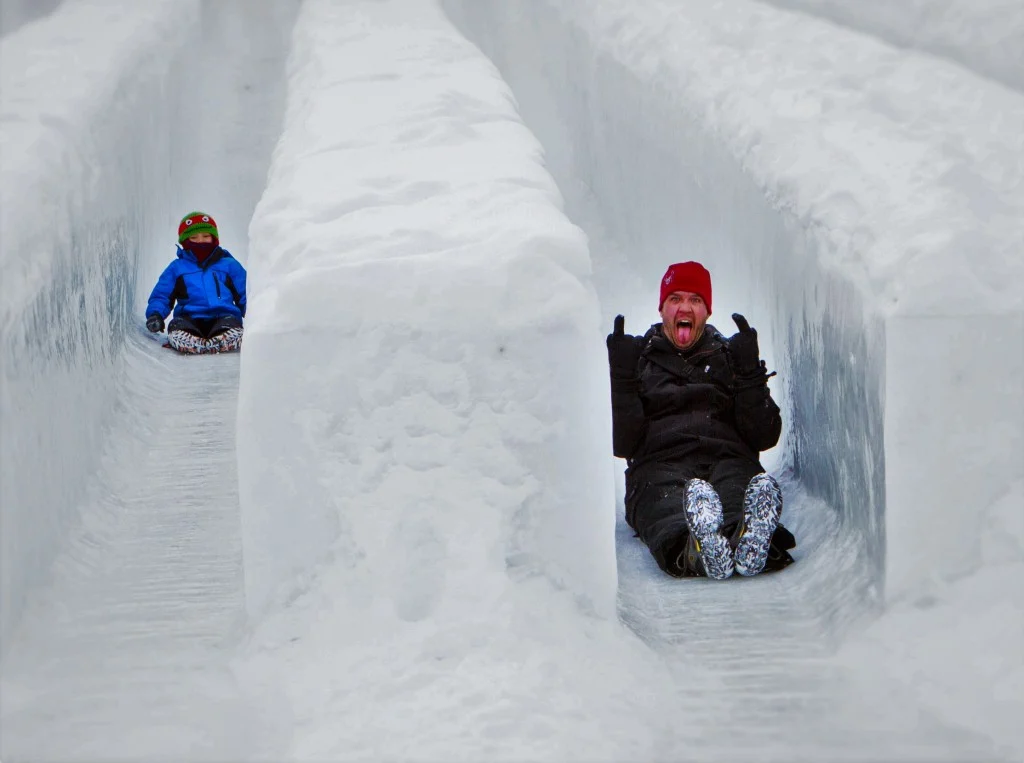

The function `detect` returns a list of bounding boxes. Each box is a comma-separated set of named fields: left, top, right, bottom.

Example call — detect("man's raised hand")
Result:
left=607, top=314, right=642, bottom=380
left=727, top=312, right=761, bottom=376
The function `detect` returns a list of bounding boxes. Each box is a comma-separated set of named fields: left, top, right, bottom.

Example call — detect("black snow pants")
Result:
left=168, top=314, right=243, bottom=338
left=626, top=455, right=795, bottom=577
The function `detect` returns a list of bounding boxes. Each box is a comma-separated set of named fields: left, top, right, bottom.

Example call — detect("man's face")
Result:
left=660, top=291, right=708, bottom=351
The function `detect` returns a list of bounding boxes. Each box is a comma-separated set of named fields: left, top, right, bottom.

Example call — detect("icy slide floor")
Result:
left=614, top=491, right=993, bottom=759
left=2, top=337, right=286, bottom=762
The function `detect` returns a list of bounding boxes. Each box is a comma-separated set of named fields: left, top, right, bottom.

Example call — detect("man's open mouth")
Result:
left=675, top=318, right=694, bottom=346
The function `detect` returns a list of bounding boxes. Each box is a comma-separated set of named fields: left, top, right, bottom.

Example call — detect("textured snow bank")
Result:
left=0, top=0, right=198, bottom=656
left=239, top=0, right=615, bottom=620
left=0, top=0, right=61, bottom=38
left=838, top=505, right=1024, bottom=753
left=236, top=1, right=676, bottom=757
left=757, top=0, right=1024, bottom=91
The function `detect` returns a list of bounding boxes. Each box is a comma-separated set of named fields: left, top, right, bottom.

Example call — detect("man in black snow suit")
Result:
left=606, top=261, right=795, bottom=579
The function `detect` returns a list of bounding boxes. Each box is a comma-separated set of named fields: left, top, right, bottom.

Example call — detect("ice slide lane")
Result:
left=1, top=336, right=287, bottom=762
left=561, top=141, right=993, bottom=762
left=1, top=0, right=295, bottom=759
left=442, top=3, right=1011, bottom=760
left=595, top=219, right=996, bottom=762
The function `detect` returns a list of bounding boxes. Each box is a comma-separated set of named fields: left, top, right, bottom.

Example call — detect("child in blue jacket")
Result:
left=145, top=211, right=247, bottom=354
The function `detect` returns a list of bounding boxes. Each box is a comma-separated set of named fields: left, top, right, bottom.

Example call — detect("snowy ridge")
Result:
left=234, top=2, right=686, bottom=758
left=239, top=0, right=616, bottom=619
left=0, top=0, right=199, bottom=656
left=0, top=0, right=61, bottom=38
left=755, top=0, right=1024, bottom=92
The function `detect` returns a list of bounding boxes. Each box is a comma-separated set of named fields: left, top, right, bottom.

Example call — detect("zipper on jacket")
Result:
left=214, top=274, right=222, bottom=297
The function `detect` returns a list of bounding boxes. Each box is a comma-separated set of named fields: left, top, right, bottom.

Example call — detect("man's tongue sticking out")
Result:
left=676, top=320, right=693, bottom=347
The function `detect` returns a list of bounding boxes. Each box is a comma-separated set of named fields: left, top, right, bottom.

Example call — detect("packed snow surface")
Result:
left=0, top=0, right=61, bottom=38
left=757, top=0, right=1024, bottom=91
left=1, top=0, right=1021, bottom=760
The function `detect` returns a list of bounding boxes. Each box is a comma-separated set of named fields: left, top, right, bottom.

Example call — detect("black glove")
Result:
left=146, top=314, right=164, bottom=333
left=606, top=315, right=643, bottom=380
left=726, top=313, right=762, bottom=377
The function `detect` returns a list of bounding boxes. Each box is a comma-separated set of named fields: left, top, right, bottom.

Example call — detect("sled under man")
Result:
left=606, top=261, right=795, bottom=579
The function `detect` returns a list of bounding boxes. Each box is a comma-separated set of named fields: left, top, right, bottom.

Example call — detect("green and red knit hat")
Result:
left=177, top=211, right=219, bottom=244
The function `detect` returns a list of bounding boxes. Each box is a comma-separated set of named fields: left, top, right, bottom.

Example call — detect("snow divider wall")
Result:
left=0, top=1, right=198, bottom=656
left=0, top=0, right=61, bottom=38
left=442, top=0, right=1024, bottom=604
left=237, top=0, right=618, bottom=621
left=757, top=0, right=1024, bottom=92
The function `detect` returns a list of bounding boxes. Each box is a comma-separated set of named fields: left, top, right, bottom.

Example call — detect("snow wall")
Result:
left=758, top=0, right=1024, bottom=92
left=0, top=0, right=62, bottom=39
left=0, top=1, right=199, bottom=657
left=238, top=0, right=618, bottom=621
left=440, top=0, right=1024, bottom=604
left=236, top=6, right=687, bottom=755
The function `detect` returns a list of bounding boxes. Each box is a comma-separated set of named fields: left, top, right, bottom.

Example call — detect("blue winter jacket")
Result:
left=146, top=246, right=247, bottom=321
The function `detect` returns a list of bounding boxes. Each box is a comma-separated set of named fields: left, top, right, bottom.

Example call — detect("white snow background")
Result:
left=1, top=0, right=1021, bottom=761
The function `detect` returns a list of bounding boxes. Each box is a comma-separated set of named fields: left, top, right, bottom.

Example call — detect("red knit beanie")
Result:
left=659, top=261, right=712, bottom=314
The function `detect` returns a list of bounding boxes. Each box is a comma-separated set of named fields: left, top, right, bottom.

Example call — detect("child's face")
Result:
left=189, top=233, right=214, bottom=244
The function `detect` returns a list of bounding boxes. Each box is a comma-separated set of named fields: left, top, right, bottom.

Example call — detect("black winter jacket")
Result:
left=611, top=323, right=781, bottom=469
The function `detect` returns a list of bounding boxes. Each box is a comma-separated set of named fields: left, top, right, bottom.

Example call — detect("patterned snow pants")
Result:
left=167, top=315, right=243, bottom=354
